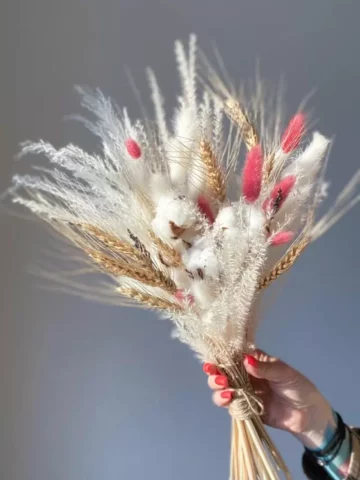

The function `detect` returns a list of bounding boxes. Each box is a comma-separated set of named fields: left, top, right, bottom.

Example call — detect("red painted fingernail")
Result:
left=203, top=363, right=218, bottom=375
left=244, top=354, right=258, bottom=367
left=215, top=375, right=228, bottom=387
left=220, top=390, right=233, bottom=400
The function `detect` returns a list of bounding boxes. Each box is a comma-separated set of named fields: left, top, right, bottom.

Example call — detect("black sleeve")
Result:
left=302, top=451, right=333, bottom=480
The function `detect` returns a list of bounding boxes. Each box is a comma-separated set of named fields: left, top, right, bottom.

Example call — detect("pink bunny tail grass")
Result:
left=270, top=231, right=294, bottom=246
left=281, top=113, right=306, bottom=153
left=242, top=145, right=264, bottom=203
left=263, top=175, right=297, bottom=212
left=271, top=175, right=296, bottom=202
left=175, top=290, right=195, bottom=305
left=125, top=138, right=142, bottom=159
left=197, top=195, right=215, bottom=224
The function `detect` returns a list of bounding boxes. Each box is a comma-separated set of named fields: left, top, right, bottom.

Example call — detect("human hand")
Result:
left=204, top=350, right=336, bottom=449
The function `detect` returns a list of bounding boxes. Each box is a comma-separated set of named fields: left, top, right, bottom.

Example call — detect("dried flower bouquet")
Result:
left=9, top=36, right=360, bottom=479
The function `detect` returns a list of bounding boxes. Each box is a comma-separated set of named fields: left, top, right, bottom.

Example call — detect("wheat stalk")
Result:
left=258, top=236, right=310, bottom=290
left=224, top=98, right=259, bottom=151
left=118, top=287, right=182, bottom=312
left=200, top=139, right=226, bottom=202
left=263, top=151, right=276, bottom=183
left=149, top=231, right=183, bottom=268
left=87, top=249, right=177, bottom=293
left=76, top=223, right=152, bottom=266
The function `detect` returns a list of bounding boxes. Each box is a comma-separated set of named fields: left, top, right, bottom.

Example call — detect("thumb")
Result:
left=244, top=352, right=289, bottom=383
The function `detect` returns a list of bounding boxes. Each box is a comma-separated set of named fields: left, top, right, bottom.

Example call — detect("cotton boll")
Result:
left=170, top=199, right=197, bottom=228
left=156, top=195, right=197, bottom=228
left=215, top=205, right=237, bottom=229
left=199, top=248, right=219, bottom=278
left=186, top=241, right=219, bottom=279
left=151, top=215, right=173, bottom=239
left=222, top=226, right=241, bottom=242
left=186, top=235, right=208, bottom=253
left=173, top=268, right=192, bottom=289
left=222, top=227, right=244, bottom=251
left=181, top=226, right=198, bottom=244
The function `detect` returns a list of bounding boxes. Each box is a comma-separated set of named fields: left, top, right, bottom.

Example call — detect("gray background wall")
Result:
left=1, top=1, right=360, bottom=479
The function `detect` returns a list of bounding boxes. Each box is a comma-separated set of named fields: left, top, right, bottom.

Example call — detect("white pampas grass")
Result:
left=8, top=35, right=360, bottom=480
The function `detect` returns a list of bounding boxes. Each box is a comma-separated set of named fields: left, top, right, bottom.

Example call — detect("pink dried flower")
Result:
left=281, top=113, right=306, bottom=153
left=125, top=138, right=142, bottom=159
left=175, top=290, right=195, bottom=304
left=242, top=145, right=264, bottom=203
left=270, top=231, right=294, bottom=246
left=263, top=175, right=296, bottom=212
left=197, top=195, right=215, bottom=224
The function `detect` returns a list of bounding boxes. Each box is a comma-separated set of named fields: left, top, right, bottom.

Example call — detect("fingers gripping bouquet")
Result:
left=10, top=36, right=360, bottom=479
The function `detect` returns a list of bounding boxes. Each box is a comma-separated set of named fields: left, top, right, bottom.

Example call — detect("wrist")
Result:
left=293, top=404, right=337, bottom=450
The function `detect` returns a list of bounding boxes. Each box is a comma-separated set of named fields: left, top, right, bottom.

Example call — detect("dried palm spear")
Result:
left=9, top=35, right=360, bottom=480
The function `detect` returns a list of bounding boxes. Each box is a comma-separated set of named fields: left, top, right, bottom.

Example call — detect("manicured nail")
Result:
left=244, top=354, right=258, bottom=367
left=215, top=375, right=228, bottom=387
left=203, top=363, right=218, bottom=375
left=220, top=390, right=233, bottom=400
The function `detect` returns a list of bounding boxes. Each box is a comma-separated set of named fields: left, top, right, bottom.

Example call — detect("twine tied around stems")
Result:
left=228, top=385, right=264, bottom=421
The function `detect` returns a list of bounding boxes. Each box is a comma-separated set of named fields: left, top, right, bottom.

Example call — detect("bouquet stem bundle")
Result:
left=229, top=374, right=290, bottom=479
left=8, top=35, right=360, bottom=479
left=212, top=341, right=290, bottom=479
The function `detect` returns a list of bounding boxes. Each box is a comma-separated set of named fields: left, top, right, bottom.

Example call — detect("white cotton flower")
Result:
left=214, top=205, right=237, bottom=229
left=185, top=239, right=219, bottom=279
left=151, top=215, right=173, bottom=239
left=173, top=268, right=192, bottom=289
left=156, top=195, right=197, bottom=228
